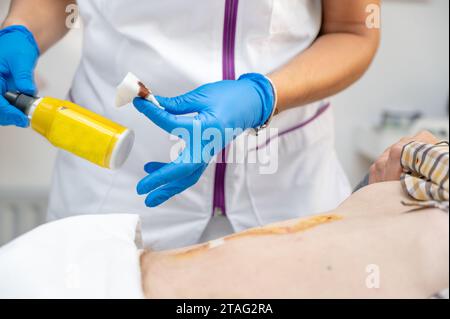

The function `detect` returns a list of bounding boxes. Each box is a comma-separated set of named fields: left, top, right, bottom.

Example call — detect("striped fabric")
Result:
left=400, top=141, right=449, bottom=212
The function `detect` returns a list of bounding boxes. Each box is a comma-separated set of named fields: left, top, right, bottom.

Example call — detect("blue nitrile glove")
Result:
left=133, top=73, right=275, bottom=207
left=0, top=25, right=40, bottom=127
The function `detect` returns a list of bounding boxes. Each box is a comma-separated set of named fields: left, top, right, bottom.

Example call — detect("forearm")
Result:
left=270, top=33, right=379, bottom=111
left=2, top=0, right=75, bottom=53
left=269, top=0, right=380, bottom=111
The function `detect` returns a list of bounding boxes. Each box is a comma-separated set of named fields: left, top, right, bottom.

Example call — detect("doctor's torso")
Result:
left=47, top=0, right=351, bottom=250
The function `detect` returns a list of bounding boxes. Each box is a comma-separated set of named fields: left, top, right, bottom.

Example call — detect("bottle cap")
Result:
left=4, top=92, right=37, bottom=115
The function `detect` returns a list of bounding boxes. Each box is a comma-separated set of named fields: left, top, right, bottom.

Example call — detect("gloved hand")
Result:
left=133, top=73, right=275, bottom=207
left=0, top=25, right=40, bottom=127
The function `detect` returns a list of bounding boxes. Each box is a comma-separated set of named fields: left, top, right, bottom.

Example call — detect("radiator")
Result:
left=0, top=199, right=48, bottom=246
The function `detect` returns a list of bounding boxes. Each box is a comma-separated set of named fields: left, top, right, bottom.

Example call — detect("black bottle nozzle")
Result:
left=4, top=92, right=38, bottom=115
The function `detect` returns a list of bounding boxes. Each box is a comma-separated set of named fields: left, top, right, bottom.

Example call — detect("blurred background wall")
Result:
left=334, top=0, right=449, bottom=185
left=0, top=0, right=449, bottom=244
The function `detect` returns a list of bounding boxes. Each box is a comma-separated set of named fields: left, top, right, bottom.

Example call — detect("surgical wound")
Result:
left=173, top=214, right=343, bottom=259
left=230, top=214, right=343, bottom=239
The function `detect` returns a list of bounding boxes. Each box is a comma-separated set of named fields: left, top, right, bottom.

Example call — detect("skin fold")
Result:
left=140, top=182, right=449, bottom=299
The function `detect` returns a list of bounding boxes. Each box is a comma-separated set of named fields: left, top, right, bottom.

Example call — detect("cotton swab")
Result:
left=115, top=72, right=164, bottom=109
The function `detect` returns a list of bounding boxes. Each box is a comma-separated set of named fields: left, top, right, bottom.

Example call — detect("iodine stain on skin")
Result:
left=174, top=214, right=343, bottom=259
left=231, top=214, right=343, bottom=239
left=173, top=243, right=210, bottom=259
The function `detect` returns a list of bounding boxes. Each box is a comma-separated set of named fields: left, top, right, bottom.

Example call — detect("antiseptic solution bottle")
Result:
left=5, top=92, right=134, bottom=169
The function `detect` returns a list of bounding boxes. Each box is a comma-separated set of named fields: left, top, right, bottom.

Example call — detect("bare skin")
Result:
left=173, top=214, right=343, bottom=260
left=140, top=182, right=449, bottom=299
left=2, top=0, right=75, bottom=53
left=269, top=0, right=381, bottom=111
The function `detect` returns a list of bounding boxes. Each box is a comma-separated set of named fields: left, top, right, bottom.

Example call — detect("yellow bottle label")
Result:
left=31, top=97, right=127, bottom=168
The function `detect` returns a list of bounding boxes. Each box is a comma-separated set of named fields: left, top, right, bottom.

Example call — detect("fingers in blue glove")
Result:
left=9, top=58, right=37, bottom=95
left=137, top=160, right=201, bottom=195
left=144, top=162, right=166, bottom=174
left=0, top=25, right=38, bottom=128
left=0, top=95, right=29, bottom=127
left=144, top=164, right=207, bottom=207
left=0, top=26, right=39, bottom=96
left=156, top=94, right=203, bottom=115
left=133, top=97, right=193, bottom=134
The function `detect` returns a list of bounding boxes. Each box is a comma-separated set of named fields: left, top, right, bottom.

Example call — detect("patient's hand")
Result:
left=369, top=131, right=440, bottom=184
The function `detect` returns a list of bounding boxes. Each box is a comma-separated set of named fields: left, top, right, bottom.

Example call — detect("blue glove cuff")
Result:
left=238, top=73, right=276, bottom=128
left=0, top=25, right=40, bottom=56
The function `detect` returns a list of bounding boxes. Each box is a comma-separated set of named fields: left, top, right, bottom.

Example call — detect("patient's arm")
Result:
left=140, top=182, right=449, bottom=299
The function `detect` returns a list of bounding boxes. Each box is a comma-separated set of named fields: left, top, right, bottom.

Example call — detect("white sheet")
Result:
left=0, top=214, right=144, bottom=299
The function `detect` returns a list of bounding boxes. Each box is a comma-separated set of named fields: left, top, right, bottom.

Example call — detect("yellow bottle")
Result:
left=5, top=92, right=134, bottom=169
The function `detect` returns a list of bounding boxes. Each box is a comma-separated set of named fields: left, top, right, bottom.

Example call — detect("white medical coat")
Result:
left=48, top=0, right=351, bottom=250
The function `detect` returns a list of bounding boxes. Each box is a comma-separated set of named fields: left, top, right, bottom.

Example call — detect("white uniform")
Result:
left=48, top=0, right=351, bottom=250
